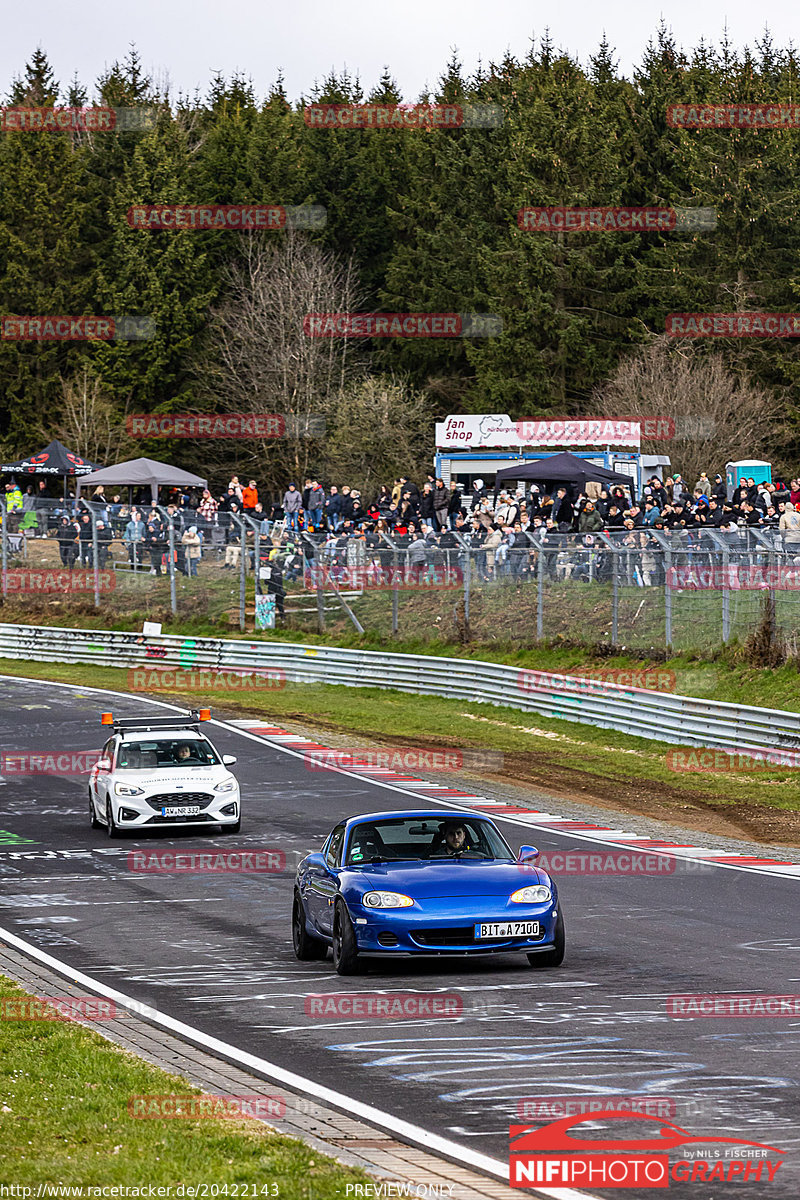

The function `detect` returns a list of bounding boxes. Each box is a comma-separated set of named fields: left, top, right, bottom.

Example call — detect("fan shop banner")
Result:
left=435, top=414, right=641, bottom=449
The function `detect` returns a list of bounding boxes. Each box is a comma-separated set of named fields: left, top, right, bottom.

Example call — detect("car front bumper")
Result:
left=350, top=903, right=558, bottom=955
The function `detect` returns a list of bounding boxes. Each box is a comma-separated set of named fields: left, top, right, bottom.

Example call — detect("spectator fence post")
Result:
left=536, top=540, right=544, bottom=639
left=167, top=512, right=177, bottom=616
left=651, top=530, right=671, bottom=648
left=379, top=531, right=399, bottom=636
left=234, top=513, right=246, bottom=632
left=1, top=503, right=7, bottom=598
left=89, top=502, right=100, bottom=608
left=452, top=531, right=471, bottom=628
left=618, top=540, right=623, bottom=643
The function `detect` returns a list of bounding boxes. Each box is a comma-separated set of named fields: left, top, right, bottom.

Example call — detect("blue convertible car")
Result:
left=292, top=810, right=564, bottom=975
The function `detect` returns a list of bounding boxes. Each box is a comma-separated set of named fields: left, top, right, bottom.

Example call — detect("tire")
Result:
left=89, top=793, right=101, bottom=829
left=221, top=819, right=241, bottom=834
left=332, top=900, right=361, bottom=976
left=527, top=909, right=565, bottom=968
left=105, top=798, right=120, bottom=839
left=292, top=893, right=328, bottom=961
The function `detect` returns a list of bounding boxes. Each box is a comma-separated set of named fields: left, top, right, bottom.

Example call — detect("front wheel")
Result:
left=292, top=894, right=328, bottom=961
left=527, top=910, right=565, bottom=968
left=332, top=900, right=361, bottom=976
left=221, top=819, right=241, bottom=834
left=89, top=793, right=101, bottom=829
left=105, top=798, right=120, bottom=839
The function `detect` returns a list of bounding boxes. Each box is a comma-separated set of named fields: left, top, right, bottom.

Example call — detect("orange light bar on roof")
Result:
left=101, top=712, right=113, bottom=725
left=198, top=708, right=211, bottom=721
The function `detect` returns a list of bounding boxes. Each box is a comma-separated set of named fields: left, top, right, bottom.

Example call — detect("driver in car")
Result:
left=434, top=822, right=475, bottom=856
left=174, top=743, right=195, bottom=763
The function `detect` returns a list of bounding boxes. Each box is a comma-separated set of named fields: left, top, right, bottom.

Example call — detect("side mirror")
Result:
left=94, top=758, right=112, bottom=772
left=222, top=754, right=237, bottom=766
left=518, top=845, right=539, bottom=862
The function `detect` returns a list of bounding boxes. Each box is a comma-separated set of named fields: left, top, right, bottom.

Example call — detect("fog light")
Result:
left=220, top=802, right=238, bottom=816
left=120, top=808, right=139, bottom=821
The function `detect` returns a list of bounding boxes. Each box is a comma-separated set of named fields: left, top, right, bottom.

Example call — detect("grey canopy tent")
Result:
left=75, top=458, right=207, bottom=504
left=493, top=452, right=635, bottom=501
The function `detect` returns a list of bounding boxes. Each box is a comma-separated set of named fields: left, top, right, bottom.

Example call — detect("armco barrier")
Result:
left=0, top=623, right=798, bottom=757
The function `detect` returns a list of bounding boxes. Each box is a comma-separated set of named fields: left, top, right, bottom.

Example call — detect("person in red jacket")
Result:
left=241, top=480, right=258, bottom=512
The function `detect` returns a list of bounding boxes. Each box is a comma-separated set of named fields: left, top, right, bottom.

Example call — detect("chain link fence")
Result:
left=2, top=501, right=799, bottom=654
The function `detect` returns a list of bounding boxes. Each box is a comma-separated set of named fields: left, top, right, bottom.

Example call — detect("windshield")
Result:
left=117, top=739, right=220, bottom=770
left=344, top=816, right=512, bottom=865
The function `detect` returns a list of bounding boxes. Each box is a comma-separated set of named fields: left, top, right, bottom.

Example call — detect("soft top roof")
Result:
left=344, top=809, right=492, bottom=826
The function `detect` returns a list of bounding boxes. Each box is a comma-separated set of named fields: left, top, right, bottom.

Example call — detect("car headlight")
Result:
left=510, top=885, right=552, bottom=904
left=362, top=891, right=414, bottom=909
left=114, top=783, right=145, bottom=796
left=214, top=778, right=237, bottom=793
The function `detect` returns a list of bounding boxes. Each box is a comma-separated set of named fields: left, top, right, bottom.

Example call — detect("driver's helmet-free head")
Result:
left=174, top=742, right=194, bottom=761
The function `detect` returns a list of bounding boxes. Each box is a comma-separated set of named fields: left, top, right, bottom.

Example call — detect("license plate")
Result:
left=474, top=921, right=540, bottom=939
left=162, top=805, right=201, bottom=817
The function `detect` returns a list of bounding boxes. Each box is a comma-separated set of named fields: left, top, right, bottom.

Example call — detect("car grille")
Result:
left=145, top=792, right=214, bottom=811
left=145, top=812, right=217, bottom=825
left=412, top=926, right=546, bottom=948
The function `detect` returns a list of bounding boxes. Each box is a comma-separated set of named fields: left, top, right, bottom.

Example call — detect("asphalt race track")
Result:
left=0, top=675, right=798, bottom=1199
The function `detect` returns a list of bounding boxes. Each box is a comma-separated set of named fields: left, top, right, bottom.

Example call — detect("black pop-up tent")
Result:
left=75, top=457, right=207, bottom=505
left=493, top=451, right=635, bottom=501
left=1, top=439, right=100, bottom=498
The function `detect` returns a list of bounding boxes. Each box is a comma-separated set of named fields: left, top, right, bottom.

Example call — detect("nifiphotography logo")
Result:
left=509, top=1111, right=785, bottom=1188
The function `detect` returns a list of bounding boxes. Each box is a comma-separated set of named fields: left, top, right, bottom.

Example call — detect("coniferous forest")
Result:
left=3, top=28, right=800, bottom=488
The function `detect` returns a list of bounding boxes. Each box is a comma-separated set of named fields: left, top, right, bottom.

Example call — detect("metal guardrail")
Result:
left=0, top=622, right=797, bottom=757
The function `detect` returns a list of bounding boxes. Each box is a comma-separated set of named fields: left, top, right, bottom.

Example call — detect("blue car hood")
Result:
left=347, top=859, right=550, bottom=898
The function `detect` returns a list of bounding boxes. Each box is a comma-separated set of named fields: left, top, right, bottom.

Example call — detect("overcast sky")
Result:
left=2, top=2, right=788, bottom=103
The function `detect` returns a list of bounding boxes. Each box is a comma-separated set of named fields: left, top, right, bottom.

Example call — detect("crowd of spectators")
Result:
left=3, top=469, right=799, bottom=590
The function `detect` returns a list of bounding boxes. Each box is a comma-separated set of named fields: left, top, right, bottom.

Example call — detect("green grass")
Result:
left=0, top=976, right=369, bottom=1192
left=0, top=656, right=798, bottom=815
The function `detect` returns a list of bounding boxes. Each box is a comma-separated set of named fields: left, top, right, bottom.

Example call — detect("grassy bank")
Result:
left=0, top=655, right=798, bottom=847
left=0, top=976, right=367, bottom=1193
